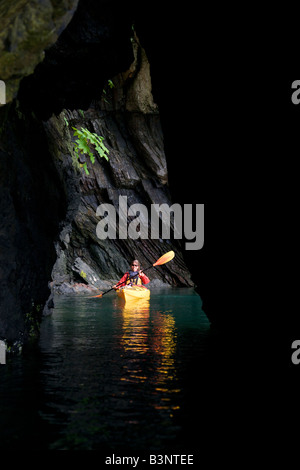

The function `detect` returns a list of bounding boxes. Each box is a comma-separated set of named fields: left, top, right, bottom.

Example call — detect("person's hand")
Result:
left=139, top=270, right=143, bottom=276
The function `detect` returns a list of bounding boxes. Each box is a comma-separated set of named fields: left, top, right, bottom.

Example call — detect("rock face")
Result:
left=44, top=33, right=193, bottom=292
left=0, top=0, right=79, bottom=102
left=17, top=0, right=135, bottom=118
left=0, top=2, right=194, bottom=350
left=0, top=104, right=66, bottom=347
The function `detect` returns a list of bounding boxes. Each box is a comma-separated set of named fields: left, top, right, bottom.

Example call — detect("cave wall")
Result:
left=43, top=36, right=194, bottom=293
left=17, top=0, right=135, bottom=118
left=0, top=0, right=197, bottom=349
left=0, top=104, right=66, bottom=347
left=0, top=0, right=79, bottom=102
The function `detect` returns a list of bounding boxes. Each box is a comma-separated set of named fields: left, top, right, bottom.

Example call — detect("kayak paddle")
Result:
left=91, top=250, right=175, bottom=298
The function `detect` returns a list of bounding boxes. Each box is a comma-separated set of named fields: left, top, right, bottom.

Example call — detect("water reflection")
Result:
left=119, top=298, right=180, bottom=414
left=119, top=299, right=150, bottom=384
left=121, top=299, right=150, bottom=355
left=0, top=289, right=210, bottom=451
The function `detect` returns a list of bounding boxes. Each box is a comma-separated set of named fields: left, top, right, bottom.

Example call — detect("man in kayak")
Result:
left=113, top=259, right=150, bottom=289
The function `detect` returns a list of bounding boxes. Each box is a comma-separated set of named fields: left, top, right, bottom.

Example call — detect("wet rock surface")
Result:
left=0, top=104, right=66, bottom=345
left=0, top=3, right=194, bottom=348
left=0, top=0, right=79, bottom=102
left=44, top=37, right=194, bottom=291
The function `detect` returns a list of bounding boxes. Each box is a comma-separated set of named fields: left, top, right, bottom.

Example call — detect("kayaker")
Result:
left=113, top=259, right=150, bottom=289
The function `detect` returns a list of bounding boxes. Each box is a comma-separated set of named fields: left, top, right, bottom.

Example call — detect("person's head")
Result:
left=130, top=259, right=140, bottom=272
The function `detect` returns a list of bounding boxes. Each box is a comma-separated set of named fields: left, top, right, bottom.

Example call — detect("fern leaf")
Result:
left=83, top=162, right=89, bottom=175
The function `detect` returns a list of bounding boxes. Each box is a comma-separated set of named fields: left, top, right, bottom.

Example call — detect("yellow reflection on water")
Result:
left=151, top=310, right=180, bottom=412
left=120, top=299, right=180, bottom=413
left=150, top=311, right=176, bottom=387
left=121, top=299, right=150, bottom=356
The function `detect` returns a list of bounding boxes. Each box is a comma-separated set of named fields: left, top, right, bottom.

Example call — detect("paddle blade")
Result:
left=153, top=250, right=175, bottom=266
left=91, top=293, right=103, bottom=298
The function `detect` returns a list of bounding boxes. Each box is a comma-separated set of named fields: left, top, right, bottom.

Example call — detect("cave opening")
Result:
left=10, top=1, right=219, bottom=327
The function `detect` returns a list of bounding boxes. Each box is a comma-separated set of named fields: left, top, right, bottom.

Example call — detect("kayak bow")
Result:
left=116, top=285, right=150, bottom=302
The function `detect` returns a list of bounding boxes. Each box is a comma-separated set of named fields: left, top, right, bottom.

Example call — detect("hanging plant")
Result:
left=72, top=126, right=109, bottom=175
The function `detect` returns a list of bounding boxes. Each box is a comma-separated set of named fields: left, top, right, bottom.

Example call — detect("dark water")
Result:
left=0, top=288, right=215, bottom=454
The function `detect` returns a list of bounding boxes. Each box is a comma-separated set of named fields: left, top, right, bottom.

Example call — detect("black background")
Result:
left=12, top=2, right=299, bottom=459
left=138, top=5, right=299, bottom=448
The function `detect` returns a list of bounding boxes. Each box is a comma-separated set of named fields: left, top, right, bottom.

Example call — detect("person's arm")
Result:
left=113, top=273, right=128, bottom=289
left=139, top=271, right=150, bottom=285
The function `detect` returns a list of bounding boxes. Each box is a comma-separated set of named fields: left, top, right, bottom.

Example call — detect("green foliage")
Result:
left=72, top=127, right=109, bottom=175
left=102, top=79, right=115, bottom=103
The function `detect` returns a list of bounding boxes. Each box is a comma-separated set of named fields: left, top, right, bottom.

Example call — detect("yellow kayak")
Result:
left=116, top=285, right=150, bottom=302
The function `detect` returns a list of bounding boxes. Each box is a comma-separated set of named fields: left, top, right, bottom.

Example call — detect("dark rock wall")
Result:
left=0, top=104, right=66, bottom=347
left=17, top=0, right=135, bottom=118
left=0, top=0, right=79, bottom=102
left=0, top=1, right=196, bottom=348
left=43, top=33, right=193, bottom=291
